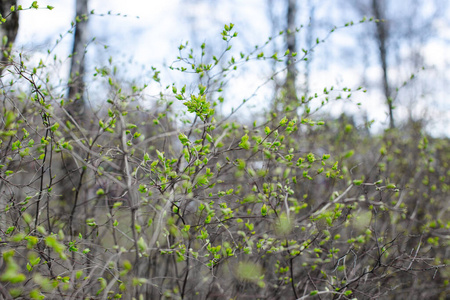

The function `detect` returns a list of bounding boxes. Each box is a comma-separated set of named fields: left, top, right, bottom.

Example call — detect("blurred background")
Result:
left=9, top=0, right=450, bottom=135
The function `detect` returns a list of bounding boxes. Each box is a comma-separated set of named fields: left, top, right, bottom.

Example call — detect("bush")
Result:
left=0, top=7, right=448, bottom=300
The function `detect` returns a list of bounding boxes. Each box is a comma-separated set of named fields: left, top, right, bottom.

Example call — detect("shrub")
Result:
left=0, top=6, right=448, bottom=300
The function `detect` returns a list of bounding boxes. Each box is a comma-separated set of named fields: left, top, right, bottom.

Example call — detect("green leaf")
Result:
left=4, top=111, right=16, bottom=128
left=5, top=226, right=15, bottom=234
left=178, top=133, right=190, bottom=145
left=19, top=148, right=30, bottom=157
left=261, top=204, right=267, bottom=216
left=275, top=213, right=292, bottom=235
left=344, top=150, right=354, bottom=158
left=236, top=261, right=263, bottom=283
left=239, top=134, right=250, bottom=150
left=0, top=250, right=26, bottom=283
left=279, top=116, right=288, bottom=126
left=156, top=150, right=164, bottom=161
left=45, top=235, right=67, bottom=260
left=143, top=153, right=150, bottom=161
left=137, top=237, right=147, bottom=253
left=96, top=277, right=107, bottom=295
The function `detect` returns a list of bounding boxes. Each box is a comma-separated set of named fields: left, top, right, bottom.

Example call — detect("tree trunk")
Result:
left=372, top=0, right=394, bottom=128
left=67, top=0, right=89, bottom=119
left=284, top=0, right=298, bottom=114
left=64, top=0, right=89, bottom=236
left=303, top=0, right=315, bottom=98
left=0, top=0, right=19, bottom=77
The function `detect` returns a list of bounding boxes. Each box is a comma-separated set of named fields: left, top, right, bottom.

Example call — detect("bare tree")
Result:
left=349, top=0, right=447, bottom=129
left=267, top=0, right=299, bottom=118
left=371, top=0, right=394, bottom=128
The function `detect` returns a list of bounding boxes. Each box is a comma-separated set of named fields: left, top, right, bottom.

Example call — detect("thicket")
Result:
left=0, top=4, right=449, bottom=300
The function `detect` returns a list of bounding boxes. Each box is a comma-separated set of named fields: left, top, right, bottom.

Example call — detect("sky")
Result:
left=12, top=0, right=450, bottom=136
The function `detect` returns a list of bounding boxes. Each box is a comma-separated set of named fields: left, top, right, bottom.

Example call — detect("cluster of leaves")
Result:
left=0, top=8, right=448, bottom=300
